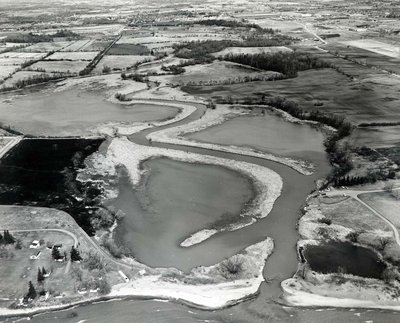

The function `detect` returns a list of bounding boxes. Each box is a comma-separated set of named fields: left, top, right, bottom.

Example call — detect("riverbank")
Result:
left=281, top=190, right=400, bottom=310
left=0, top=236, right=273, bottom=317
left=147, top=104, right=315, bottom=175
left=83, top=137, right=282, bottom=247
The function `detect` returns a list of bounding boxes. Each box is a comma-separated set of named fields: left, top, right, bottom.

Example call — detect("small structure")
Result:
left=30, top=251, right=41, bottom=260
left=29, top=240, right=40, bottom=249
left=118, top=270, right=130, bottom=282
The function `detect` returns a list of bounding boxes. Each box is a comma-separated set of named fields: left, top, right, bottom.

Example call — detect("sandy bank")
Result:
left=85, top=137, right=282, bottom=246
left=147, top=105, right=314, bottom=175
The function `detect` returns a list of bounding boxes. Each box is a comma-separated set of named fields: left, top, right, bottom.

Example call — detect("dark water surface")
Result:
left=304, top=241, right=386, bottom=279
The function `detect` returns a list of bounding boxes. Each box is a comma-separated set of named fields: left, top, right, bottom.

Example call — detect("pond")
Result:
left=186, top=112, right=326, bottom=161
left=112, top=157, right=255, bottom=272
left=304, top=241, right=386, bottom=279
left=0, top=87, right=179, bottom=136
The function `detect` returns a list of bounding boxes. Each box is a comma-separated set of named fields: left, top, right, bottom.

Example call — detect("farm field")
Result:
left=44, top=51, right=99, bottom=61
left=212, top=46, right=293, bottom=57
left=59, top=39, right=94, bottom=52
left=359, top=192, right=400, bottom=232
left=155, top=61, right=278, bottom=86
left=17, top=42, right=72, bottom=53
left=28, top=60, right=88, bottom=74
left=0, top=65, right=19, bottom=80
left=183, top=68, right=400, bottom=126
left=351, top=126, right=400, bottom=149
left=107, top=43, right=150, bottom=55
left=0, top=52, right=46, bottom=60
left=341, top=39, right=400, bottom=59
left=322, top=43, right=400, bottom=75
left=93, top=55, right=153, bottom=73
left=1, top=71, right=53, bottom=88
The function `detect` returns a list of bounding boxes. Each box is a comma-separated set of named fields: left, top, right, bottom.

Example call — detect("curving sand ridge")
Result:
left=87, top=137, right=282, bottom=244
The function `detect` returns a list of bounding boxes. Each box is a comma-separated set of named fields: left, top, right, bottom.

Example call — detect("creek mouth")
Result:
left=0, top=138, right=104, bottom=235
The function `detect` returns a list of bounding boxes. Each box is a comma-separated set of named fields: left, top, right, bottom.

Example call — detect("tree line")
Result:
left=173, top=34, right=293, bottom=62
left=222, top=51, right=331, bottom=77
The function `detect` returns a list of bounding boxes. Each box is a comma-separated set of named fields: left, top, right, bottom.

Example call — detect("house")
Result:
left=30, top=251, right=41, bottom=260
left=29, top=240, right=40, bottom=249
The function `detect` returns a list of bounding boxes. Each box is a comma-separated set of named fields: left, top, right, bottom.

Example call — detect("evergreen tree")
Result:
left=0, top=232, right=3, bottom=244
left=52, top=247, right=61, bottom=260
left=42, top=267, right=47, bottom=276
left=37, top=268, right=44, bottom=283
left=26, top=281, right=37, bottom=300
left=70, top=246, right=82, bottom=262
left=3, top=230, right=15, bottom=244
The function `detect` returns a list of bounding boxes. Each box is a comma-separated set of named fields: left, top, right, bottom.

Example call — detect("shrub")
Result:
left=346, top=231, right=360, bottom=243
left=219, top=255, right=244, bottom=278
left=102, top=65, right=111, bottom=73
left=317, top=217, right=332, bottom=225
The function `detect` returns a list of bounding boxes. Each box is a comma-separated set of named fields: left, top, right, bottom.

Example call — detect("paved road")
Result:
left=327, top=188, right=400, bottom=246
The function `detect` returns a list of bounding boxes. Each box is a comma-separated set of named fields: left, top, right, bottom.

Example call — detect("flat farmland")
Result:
left=1, top=71, right=53, bottom=88
left=341, top=39, right=400, bottom=59
left=156, top=61, right=277, bottom=86
left=93, top=55, right=153, bottom=72
left=60, top=39, right=94, bottom=52
left=324, top=43, right=400, bottom=75
left=183, top=68, right=400, bottom=125
left=212, top=46, right=293, bottom=57
left=0, top=52, right=46, bottom=60
left=28, top=60, right=88, bottom=73
left=107, top=43, right=150, bottom=55
left=44, top=51, right=99, bottom=61
left=17, top=42, right=72, bottom=53
left=0, top=65, right=19, bottom=80
left=351, top=126, right=400, bottom=148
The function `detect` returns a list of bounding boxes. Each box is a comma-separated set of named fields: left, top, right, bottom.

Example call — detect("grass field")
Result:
left=0, top=65, right=19, bottom=80
left=45, top=51, right=99, bottom=61
left=156, top=61, right=276, bottom=86
left=107, top=43, right=150, bottom=55
left=351, top=126, right=400, bottom=148
left=28, top=60, right=88, bottom=73
left=212, top=46, right=293, bottom=56
left=359, top=192, right=400, bottom=232
left=17, top=42, right=72, bottom=53
left=0, top=231, right=74, bottom=307
left=1, top=71, right=52, bottom=87
left=342, top=39, right=400, bottom=59
left=0, top=52, right=46, bottom=60
left=183, top=68, right=400, bottom=125
left=94, top=55, right=153, bottom=72
left=321, top=197, right=392, bottom=233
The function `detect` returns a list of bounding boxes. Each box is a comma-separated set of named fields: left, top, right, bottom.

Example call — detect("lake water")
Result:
left=0, top=87, right=179, bottom=136
left=113, top=157, right=255, bottom=272
left=187, top=112, right=326, bottom=160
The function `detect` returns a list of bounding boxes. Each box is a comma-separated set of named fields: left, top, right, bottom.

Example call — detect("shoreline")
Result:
left=0, top=237, right=274, bottom=318
left=147, top=104, right=315, bottom=175
left=84, top=137, right=283, bottom=244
